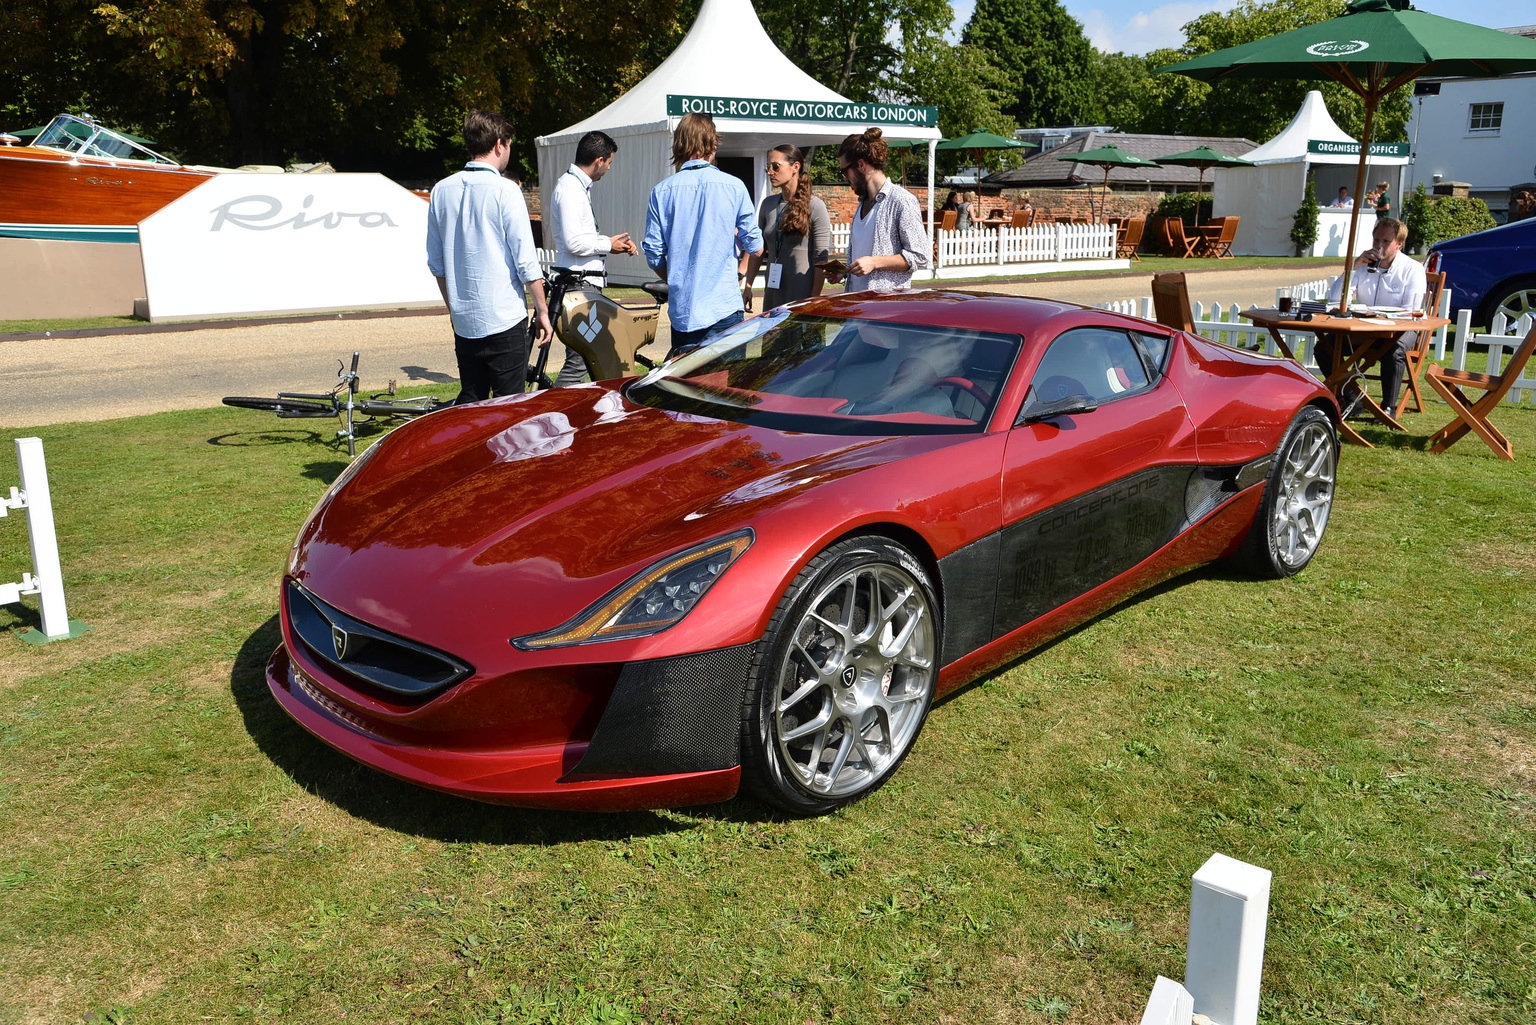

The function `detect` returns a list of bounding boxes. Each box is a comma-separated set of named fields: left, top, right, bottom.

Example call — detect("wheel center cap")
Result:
left=839, top=665, right=858, bottom=687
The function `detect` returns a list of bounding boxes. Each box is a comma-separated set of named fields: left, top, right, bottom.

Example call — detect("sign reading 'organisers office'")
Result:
left=667, top=94, right=939, bottom=128
left=1307, top=140, right=1411, bottom=157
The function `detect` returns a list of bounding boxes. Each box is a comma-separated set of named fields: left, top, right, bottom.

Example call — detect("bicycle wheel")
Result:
left=223, top=396, right=334, bottom=418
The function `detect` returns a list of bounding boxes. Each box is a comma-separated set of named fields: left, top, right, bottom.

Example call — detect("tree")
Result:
left=757, top=0, right=952, bottom=100
left=1149, top=0, right=1411, bottom=142
left=1291, top=176, right=1320, bottom=255
left=961, top=0, right=1094, bottom=128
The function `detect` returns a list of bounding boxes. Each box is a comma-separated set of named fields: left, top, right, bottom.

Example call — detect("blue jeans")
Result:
left=667, top=310, right=744, bottom=359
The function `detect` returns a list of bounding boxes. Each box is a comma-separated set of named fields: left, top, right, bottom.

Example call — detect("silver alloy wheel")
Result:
left=1269, top=418, right=1336, bottom=570
left=772, top=561, right=936, bottom=797
left=1493, top=285, right=1536, bottom=327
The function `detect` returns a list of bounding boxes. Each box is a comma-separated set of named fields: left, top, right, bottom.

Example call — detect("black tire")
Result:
left=740, top=535, right=940, bottom=816
left=1233, top=406, right=1337, bottom=579
left=1478, top=275, right=1536, bottom=330
left=222, top=396, right=334, bottom=418
left=356, top=399, right=438, bottom=418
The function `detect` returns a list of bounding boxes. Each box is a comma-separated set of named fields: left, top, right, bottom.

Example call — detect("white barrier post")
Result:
left=2, top=437, right=86, bottom=642
left=1140, top=976, right=1194, bottom=1025
left=1186, top=853, right=1271, bottom=1025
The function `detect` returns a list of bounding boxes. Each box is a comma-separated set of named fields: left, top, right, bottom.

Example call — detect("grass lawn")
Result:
left=1, top=394, right=1533, bottom=1024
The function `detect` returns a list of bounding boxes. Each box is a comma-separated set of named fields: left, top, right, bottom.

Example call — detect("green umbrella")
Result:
left=885, top=138, right=929, bottom=184
left=936, top=130, right=1034, bottom=181
left=1057, top=143, right=1160, bottom=223
left=1154, top=145, right=1252, bottom=199
left=1159, top=0, right=1536, bottom=310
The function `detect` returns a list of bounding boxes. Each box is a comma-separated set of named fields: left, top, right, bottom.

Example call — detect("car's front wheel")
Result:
left=1233, top=406, right=1337, bottom=578
left=741, top=536, right=939, bottom=816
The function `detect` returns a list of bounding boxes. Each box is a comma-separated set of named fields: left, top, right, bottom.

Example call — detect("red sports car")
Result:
left=267, top=290, right=1339, bottom=816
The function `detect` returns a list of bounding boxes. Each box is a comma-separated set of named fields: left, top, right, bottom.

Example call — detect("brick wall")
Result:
left=812, top=184, right=1164, bottom=223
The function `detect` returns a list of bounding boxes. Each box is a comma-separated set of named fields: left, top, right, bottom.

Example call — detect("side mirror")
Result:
left=1018, top=393, right=1099, bottom=425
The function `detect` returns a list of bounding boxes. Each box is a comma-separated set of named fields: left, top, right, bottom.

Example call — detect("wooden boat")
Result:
left=0, top=113, right=320, bottom=244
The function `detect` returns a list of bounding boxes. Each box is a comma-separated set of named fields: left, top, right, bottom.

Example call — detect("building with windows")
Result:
left=1406, top=24, right=1536, bottom=220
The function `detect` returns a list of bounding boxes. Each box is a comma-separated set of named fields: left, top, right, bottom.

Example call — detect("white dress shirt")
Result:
left=1328, top=253, right=1427, bottom=308
left=550, top=164, right=612, bottom=278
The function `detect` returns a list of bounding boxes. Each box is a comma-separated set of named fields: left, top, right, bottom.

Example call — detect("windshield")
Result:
left=626, top=311, right=1020, bottom=435
left=34, top=115, right=176, bottom=165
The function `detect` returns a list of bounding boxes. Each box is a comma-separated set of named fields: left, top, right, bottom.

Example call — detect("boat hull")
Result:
left=0, top=146, right=216, bottom=243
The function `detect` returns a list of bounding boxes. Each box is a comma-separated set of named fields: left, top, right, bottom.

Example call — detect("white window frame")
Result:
left=1467, top=101, right=1504, bottom=134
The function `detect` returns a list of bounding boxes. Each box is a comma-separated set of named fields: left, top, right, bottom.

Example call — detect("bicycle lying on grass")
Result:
left=222, top=352, right=449, bottom=457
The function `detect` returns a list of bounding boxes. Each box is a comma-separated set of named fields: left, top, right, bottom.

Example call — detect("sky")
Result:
left=945, top=0, right=1526, bottom=55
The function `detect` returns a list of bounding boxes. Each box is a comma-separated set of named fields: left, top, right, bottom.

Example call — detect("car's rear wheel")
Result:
left=1480, top=275, right=1536, bottom=329
left=1234, top=406, right=1337, bottom=578
left=741, top=536, right=939, bottom=816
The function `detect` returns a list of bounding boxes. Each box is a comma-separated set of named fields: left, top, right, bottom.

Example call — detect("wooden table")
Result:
left=1241, top=308, right=1450, bottom=447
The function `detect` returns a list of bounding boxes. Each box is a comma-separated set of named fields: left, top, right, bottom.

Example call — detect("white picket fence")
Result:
left=1102, top=280, right=1536, bottom=405
left=932, top=223, right=1116, bottom=268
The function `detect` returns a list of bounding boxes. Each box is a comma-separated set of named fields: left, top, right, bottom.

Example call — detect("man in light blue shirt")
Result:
left=427, top=110, right=552, bottom=404
left=643, top=114, right=763, bottom=356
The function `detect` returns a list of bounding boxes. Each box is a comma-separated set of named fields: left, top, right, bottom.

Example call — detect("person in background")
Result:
left=1374, top=180, right=1391, bottom=219
left=1020, top=194, right=1034, bottom=225
left=742, top=144, right=829, bottom=312
left=1321, top=217, right=1427, bottom=419
left=826, top=127, right=928, bottom=293
left=643, top=113, right=763, bottom=357
left=941, top=190, right=960, bottom=216
left=956, top=191, right=975, bottom=231
left=548, top=130, right=639, bottom=385
left=426, top=109, right=551, bottom=405
left=1329, top=186, right=1353, bottom=208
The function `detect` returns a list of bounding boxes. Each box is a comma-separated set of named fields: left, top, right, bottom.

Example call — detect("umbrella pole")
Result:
left=1338, top=86, right=1379, bottom=314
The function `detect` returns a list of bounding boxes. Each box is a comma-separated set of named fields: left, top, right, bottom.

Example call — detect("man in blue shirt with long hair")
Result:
left=644, top=114, right=763, bottom=357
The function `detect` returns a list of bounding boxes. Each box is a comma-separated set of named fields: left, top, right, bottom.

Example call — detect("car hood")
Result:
left=293, top=383, right=957, bottom=643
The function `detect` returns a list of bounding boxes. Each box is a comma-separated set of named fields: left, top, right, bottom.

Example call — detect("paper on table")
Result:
left=1359, top=317, right=1399, bottom=326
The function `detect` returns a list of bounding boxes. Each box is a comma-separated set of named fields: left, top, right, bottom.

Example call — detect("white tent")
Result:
left=1214, top=90, right=1412, bottom=257
left=535, top=0, right=942, bottom=285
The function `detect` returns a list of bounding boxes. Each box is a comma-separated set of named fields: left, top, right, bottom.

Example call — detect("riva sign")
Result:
left=139, top=174, right=441, bottom=321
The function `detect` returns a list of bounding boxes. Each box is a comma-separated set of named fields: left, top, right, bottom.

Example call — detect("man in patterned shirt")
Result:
left=830, top=128, right=929, bottom=292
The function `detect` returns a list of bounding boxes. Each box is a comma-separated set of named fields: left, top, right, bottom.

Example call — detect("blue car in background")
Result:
left=1427, top=217, right=1536, bottom=328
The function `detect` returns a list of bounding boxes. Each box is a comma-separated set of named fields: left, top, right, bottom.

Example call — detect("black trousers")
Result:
left=1315, top=331, right=1410, bottom=413
left=453, top=320, right=529, bottom=404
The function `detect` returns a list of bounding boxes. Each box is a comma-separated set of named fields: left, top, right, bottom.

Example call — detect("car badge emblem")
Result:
left=332, top=625, right=350, bottom=660
left=840, top=666, right=857, bottom=687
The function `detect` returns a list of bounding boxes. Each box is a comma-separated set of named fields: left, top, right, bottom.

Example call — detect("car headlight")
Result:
left=512, top=529, right=754, bottom=650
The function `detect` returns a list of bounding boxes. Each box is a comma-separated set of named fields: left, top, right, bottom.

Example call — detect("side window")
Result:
left=1130, top=330, right=1171, bottom=382
left=1028, top=328, right=1153, bottom=406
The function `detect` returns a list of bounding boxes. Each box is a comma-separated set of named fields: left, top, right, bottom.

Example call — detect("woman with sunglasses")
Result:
left=743, top=144, right=830, bottom=312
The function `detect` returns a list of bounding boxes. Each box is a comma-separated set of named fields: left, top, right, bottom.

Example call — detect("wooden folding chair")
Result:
left=1395, top=271, right=1446, bottom=415
left=1010, top=210, right=1032, bottom=228
left=1117, top=217, right=1146, bottom=262
left=1162, top=217, right=1200, bottom=258
left=1151, top=271, right=1195, bottom=333
left=1425, top=320, right=1536, bottom=460
left=940, top=209, right=957, bottom=231
left=1206, top=216, right=1239, bottom=258
left=988, top=207, right=1004, bottom=220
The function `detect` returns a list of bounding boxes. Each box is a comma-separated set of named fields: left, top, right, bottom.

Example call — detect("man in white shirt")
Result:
left=549, top=130, right=639, bottom=384
left=1323, top=217, right=1428, bottom=417
left=427, top=110, right=551, bottom=404
left=1329, top=186, right=1353, bottom=209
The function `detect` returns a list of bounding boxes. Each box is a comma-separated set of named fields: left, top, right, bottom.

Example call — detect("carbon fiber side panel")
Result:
left=937, top=533, right=1001, bottom=663
left=564, top=643, right=757, bottom=780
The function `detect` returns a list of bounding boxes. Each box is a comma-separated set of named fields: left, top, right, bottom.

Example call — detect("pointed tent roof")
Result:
left=1241, top=89, right=1408, bottom=165
left=537, top=0, right=940, bottom=146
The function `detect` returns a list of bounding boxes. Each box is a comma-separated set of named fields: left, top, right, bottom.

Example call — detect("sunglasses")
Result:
left=839, top=164, right=856, bottom=176
left=766, top=161, right=793, bottom=171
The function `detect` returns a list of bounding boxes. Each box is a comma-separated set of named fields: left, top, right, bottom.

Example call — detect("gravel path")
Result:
left=2, top=266, right=1327, bottom=428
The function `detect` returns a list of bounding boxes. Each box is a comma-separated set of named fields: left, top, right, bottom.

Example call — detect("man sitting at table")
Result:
left=1320, top=217, right=1427, bottom=419
left=1329, top=186, right=1353, bottom=208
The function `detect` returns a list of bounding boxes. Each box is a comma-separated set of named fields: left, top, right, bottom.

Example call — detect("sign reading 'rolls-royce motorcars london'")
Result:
left=666, top=94, right=939, bottom=128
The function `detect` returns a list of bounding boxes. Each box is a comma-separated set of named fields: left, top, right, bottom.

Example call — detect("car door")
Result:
left=994, top=325, right=1200, bottom=636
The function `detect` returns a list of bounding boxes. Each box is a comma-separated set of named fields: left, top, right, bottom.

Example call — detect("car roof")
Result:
left=788, top=289, right=1091, bottom=336
left=1431, top=216, right=1536, bottom=251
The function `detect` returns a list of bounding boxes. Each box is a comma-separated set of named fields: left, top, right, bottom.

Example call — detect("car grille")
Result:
left=285, top=580, right=474, bottom=700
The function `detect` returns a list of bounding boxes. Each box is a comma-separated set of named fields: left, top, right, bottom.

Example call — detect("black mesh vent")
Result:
left=285, top=581, right=473, bottom=699
left=564, top=643, right=757, bottom=780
